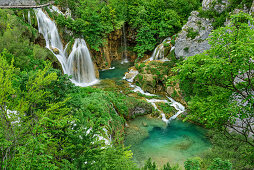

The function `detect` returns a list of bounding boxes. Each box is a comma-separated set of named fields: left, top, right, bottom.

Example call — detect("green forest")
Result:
left=0, top=0, right=253, bottom=169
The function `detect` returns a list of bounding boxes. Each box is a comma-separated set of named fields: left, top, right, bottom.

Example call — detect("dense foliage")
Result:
left=54, top=0, right=200, bottom=57
left=168, top=11, right=254, bottom=154
left=0, top=9, right=140, bottom=169
left=1, top=0, right=253, bottom=169
left=198, top=0, right=253, bottom=28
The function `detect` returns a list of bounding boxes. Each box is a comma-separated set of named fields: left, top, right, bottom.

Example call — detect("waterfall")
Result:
left=28, top=11, right=31, bottom=25
left=35, top=8, right=98, bottom=87
left=148, top=37, right=171, bottom=61
left=167, top=96, right=185, bottom=122
left=121, top=23, right=128, bottom=64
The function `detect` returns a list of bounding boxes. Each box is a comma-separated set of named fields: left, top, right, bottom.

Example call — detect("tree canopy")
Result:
left=168, top=12, right=254, bottom=146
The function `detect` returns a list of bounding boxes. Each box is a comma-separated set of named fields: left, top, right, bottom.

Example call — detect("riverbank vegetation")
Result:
left=168, top=12, right=254, bottom=169
left=0, top=0, right=253, bottom=169
left=54, top=0, right=200, bottom=57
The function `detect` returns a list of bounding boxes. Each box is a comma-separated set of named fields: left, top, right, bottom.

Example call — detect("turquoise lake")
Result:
left=99, top=61, right=133, bottom=80
left=124, top=116, right=211, bottom=168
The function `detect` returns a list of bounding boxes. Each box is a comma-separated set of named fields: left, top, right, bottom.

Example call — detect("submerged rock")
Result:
left=142, top=122, right=148, bottom=127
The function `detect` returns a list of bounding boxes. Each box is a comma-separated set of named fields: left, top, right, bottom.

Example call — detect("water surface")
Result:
left=124, top=116, right=211, bottom=168
left=99, top=61, right=133, bottom=80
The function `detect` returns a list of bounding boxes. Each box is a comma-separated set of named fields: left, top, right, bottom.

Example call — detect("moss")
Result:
left=184, top=47, right=189, bottom=52
left=186, top=27, right=199, bottom=39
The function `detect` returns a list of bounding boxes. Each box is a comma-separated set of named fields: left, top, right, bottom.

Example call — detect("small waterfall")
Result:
left=167, top=96, right=185, bottom=122
left=28, top=11, right=31, bottom=25
left=146, top=99, right=169, bottom=122
left=67, top=39, right=97, bottom=85
left=148, top=37, right=171, bottom=61
left=122, top=68, right=139, bottom=82
left=121, top=23, right=128, bottom=64
left=35, top=8, right=98, bottom=86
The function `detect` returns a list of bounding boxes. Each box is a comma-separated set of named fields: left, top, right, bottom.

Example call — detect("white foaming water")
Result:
left=129, top=83, right=156, bottom=96
left=167, top=96, right=185, bottom=122
left=101, top=67, right=115, bottom=71
left=49, top=6, right=64, bottom=15
left=35, top=9, right=98, bottom=87
left=146, top=99, right=169, bottom=122
left=121, top=24, right=128, bottom=64
left=85, top=127, right=111, bottom=146
left=123, top=68, right=139, bottom=83
left=146, top=97, right=185, bottom=123
left=123, top=68, right=185, bottom=123
left=28, top=11, right=31, bottom=25
left=148, top=37, right=171, bottom=61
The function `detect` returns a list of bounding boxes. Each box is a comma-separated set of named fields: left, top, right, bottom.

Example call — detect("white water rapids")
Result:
left=35, top=9, right=98, bottom=87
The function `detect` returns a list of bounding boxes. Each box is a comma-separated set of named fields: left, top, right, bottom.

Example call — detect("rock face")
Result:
left=174, top=11, right=213, bottom=58
left=92, top=27, right=137, bottom=70
left=175, top=0, right=254, bottom=59
left=249, top=0, right=254, bottom=14
left=0, top=0, right=36, bottom=6
left=202, top=0, right=229, bottom=13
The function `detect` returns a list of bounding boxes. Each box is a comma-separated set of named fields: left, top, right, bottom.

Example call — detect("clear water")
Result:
left=99, top=61, right=133, bottom=80
left=124, top=116, right=211, bottom=168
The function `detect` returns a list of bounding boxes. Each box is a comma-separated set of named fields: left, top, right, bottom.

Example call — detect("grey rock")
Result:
left=0, top=0, right=36, bottom=6
left=132, top=107, right=146, bottom=115
left=250, top=1, right=254, bottom=15
left=175, top=11, right=213, bottom=58
left=202, top=0, right=229, bottom=13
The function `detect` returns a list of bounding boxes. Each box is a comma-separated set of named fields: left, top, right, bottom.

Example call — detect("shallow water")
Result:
left=124, top=116, right=211, bottom=168
left=99, top=61, right=133, bottom=80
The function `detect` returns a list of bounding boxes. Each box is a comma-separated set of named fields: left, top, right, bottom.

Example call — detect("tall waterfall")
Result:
left=121, top=24, right=128, bottom=64
left=35, top=9, right=98, bottom=86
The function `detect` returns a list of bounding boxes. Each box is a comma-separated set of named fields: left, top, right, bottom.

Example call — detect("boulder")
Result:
left=52, top=48, right=60, bottom=54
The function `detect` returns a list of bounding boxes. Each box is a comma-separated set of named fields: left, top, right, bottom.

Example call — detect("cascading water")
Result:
left=121, top=23, right=128, bottom=64
left=28, top=11, right=31, bottom=25
left=67, top=39, right=97, bottom=85
left=148, top=37, right=171, bottom=61
left=123, top=68, right=185, bottom=123
left=35, top=8, right=98, bottom=86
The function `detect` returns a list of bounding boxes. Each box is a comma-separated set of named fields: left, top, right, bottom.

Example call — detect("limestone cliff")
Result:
left=91, top=27, right=137, bottom=70
left=174, top=0, right=253, bottom=59
left=174, top=11, right=213, bottom=58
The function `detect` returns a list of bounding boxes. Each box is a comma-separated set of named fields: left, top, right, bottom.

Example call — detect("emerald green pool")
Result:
left=99, top=61, right=133, bottom=80
left=124, top=116, right=211, bottom=168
